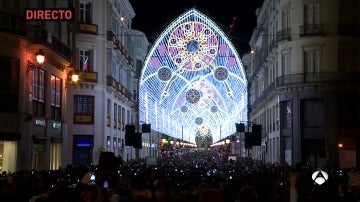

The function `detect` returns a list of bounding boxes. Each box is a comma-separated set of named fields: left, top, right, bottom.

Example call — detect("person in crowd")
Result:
left=1, top=150, right=359, bottom=202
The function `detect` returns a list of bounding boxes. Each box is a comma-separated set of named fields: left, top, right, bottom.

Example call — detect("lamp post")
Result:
left=225, top=139, right=231, bottom=155
left=27, top=49, right=46, bottom=71
left=35, top=49, right=45, bottom=65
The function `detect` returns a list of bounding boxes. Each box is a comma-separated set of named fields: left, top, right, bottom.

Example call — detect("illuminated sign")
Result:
left=35, top=118, right=46, bottom=126
left=52, top=122, right=61, bottom=129
left=24, top=8, right=75, bottom=21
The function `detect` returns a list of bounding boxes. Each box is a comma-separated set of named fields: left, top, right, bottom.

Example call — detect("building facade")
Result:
left=66, top=0, right=150, bottom=165
left=247, top=0, right=360, bottom=168
left=0, top=0, right=74, bottom=171
left=0, top=0, right=150, bottom=171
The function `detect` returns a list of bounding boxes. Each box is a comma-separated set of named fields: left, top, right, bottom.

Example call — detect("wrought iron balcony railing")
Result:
left=299, top=24, right=323, bottom=36
left=0, top=12, right=26, bottom=36
left=276, top=28, right=291, bottom=42
left=106, top=76, right=133, bottom=101
left=251, top=72, right=360, bottom=109
left=276, top=72, right=360, bottom=87
left=30, top=25, right=71, bottom=61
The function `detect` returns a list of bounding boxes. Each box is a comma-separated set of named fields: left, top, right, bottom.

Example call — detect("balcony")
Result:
left=251, top=72, right=360, bottom=110
left=107, top=30, right=116, bottom=43
left=299, top=24, right=322, bottom=37
left=106, top=76, right=116, bottom=88
left=276, top=72, right=360, bottom=88
left=78, top=71, right=98, bottom=83
left=78, top=22, right=98, bottom=35
left=276, top=28, right=291, bottom=42
left=107, top=30, right=134, bottom=68
left=268, top=39, right=277, bottom=52
left=252, top=81, right=276, bottom=109
left=0, top=12, right=26, bottom=36
left=106, top=76, right=133, bottom=101
left=250, top=49, right=268, bottom=81
left=30, top=25, right=71, bottom=61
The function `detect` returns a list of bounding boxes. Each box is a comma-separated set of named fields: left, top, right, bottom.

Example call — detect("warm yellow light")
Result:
left=36, top=49, right=45, bottom=65
left=225, top=139, right=230, bottom=144
left=71, top=74, right=79, bottom=82
left=161, top=138, right=166, bottom=143
left=170, top=140, right=174, bottom=145
left=338, top=143, right=343, bottom=148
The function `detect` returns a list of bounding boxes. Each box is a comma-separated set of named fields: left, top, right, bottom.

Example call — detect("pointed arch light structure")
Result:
left=139, top=9, right=247, bottom=143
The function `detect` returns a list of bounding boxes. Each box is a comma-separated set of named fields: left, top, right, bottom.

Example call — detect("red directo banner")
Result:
left=24, top=8, right=75, bottom=21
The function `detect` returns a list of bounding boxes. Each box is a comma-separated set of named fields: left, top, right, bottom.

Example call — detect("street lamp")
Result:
left=225, top=139, right=231, bottom=154
left=35, top=49, right=45, bottom=65
left=71, top=74, right=79, bottom=82
left=66, top=71, right=79, bottom=88
left=27, top=49, right=46, bottom=71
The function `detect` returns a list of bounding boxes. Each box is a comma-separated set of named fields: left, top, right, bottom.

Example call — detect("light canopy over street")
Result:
left=139, top=9, right=248, bottom=142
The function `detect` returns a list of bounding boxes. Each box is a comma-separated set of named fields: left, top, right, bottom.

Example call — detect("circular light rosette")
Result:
left=168, top=22, right=218, bottom=71
left=180, top=106, right=188, bottom=113
left=195, top=117, right=203, bottom=125
left=186, top=89, right=201, bottom=104
left=157, top=67, right=172, bottom=81
left=214, top=66, right=228, bottom=81
left=211, top=106, right=218, bottom=113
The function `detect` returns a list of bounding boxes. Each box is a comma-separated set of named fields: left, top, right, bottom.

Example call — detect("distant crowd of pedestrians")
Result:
left=0, top=150, right=359, bottom=202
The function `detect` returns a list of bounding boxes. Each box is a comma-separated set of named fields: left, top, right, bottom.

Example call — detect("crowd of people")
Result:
left=0, top=150, right=359, bottom=202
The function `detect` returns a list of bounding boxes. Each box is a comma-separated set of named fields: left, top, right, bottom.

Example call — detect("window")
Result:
left=54, top=21, right=61, bottom=40
left=282, top=9, right=290, bottom=29
left=79, top=49, right=91, bottom=72
left=302, top=99, right=324, bottom=128
left=136, top=59, right=142, bottom=79
left=0, top=56, right=19, bottom=112
left=107, top=99, right=111, bottom=119
left=127, top=110, right=130, bottom=124
left=121, top=107, right=125, bottom=126
left=2, top=0, right=20, bottom=12
left=114, top=103, right=117, bottom=121
left=118, top=105, right=121, bottom=130
left=113, top=137, right=117, bottom=148
left=107, top=136, right=110, bottom=147
left=304, top=49, right=320, bottom=73
left=114, top=103, right=117, bottom=128
left=304, top=4, right=320, bottom=25
left=281, top=52, right=291, bottom=75
left=74, top=95, right=94, bottom=124
left=33, top=68, right=45, bottom=117
left=79, top=2, right=92, bottom=23
left=111, top=61, right=116, bottom=79
left=50, top=75, right=62, bottom=120
left=281, top=101, right=292, bottom=129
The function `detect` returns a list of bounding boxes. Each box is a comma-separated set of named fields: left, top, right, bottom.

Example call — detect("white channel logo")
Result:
left=312, top=169, right=328, bottom=185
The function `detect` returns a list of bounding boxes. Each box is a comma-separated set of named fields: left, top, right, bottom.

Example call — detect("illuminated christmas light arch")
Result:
left=139, top=9, right=247, bottom=143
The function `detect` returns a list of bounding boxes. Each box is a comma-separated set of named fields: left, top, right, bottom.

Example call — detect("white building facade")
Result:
left=248, top=0, right=360, bottom=167
left=66, top=0, right=149, bottom=165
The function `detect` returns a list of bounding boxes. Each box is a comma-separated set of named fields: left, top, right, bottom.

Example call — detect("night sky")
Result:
left=129, top=0, right=264, bottom=56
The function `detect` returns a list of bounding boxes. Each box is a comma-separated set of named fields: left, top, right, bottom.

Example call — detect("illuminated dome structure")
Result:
left=139, top=9, right=247, bottom=143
